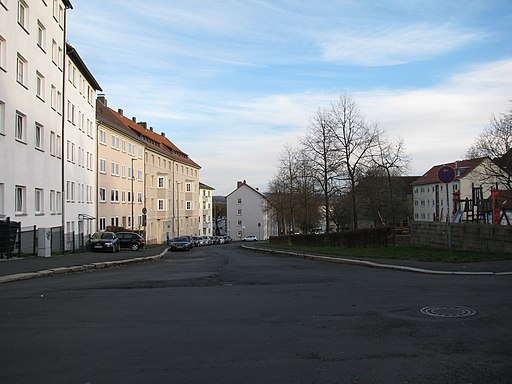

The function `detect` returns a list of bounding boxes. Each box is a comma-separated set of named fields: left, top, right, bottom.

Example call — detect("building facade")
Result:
left=0, top=0, right=71, bottom=229
left=96, top=98, right=201, bottom=244
left=199, top=182, right=214, bottom=236
left=226, top=180, right=277, bottom=240
left=96, top=97, right=145, bottom=234
left=63, top=43, right=101, bottom=245
left=412, top=157, right=508, bottom=222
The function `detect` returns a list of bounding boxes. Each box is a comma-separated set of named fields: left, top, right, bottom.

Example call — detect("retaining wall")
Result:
left=411, top=222, right=512, bottom=253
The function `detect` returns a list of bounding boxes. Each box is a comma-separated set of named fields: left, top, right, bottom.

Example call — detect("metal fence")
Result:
left=0, top=218, right=21, bottom=259
left=0, top=218, right=88, bottom=258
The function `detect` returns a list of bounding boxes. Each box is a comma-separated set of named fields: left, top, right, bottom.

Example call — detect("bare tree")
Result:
left=371, top=135, right=410, bottom=243
left=300, top=108, right=342, bottom=233
left=466, top=102, right=512, bottom=190
left=330, top=95, right=380, bottom=229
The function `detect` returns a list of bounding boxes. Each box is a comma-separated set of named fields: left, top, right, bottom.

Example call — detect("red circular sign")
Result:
left=437, top=165, right=456, bottom=184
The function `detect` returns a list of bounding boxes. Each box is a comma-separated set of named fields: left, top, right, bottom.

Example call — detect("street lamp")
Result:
left=131, top=158, right=135, bottom=232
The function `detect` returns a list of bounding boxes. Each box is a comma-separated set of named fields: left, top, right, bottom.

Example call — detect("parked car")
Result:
left=116, top=232, right=145, bottom=251
left=170, top=236, right=193, bottom=251
left=222, top=236, right=232, bottom=243
left=192, top=236, right=204, bottom=247
left=90, top=231, right=120, bottom=252
left=242, top=235, right=258, bottom=242
left=213, top=236, right=224, bottom=244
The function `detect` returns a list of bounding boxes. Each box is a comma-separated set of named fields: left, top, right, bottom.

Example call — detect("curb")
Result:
left=242, top=245, right=512, bottom=276
left=0, top=248, right=170, bottom=284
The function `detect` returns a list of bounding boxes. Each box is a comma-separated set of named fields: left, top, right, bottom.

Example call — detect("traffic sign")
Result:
left=437, top=165, right=455, bottom=184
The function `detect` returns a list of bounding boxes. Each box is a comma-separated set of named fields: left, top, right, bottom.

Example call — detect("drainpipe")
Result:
left=60, top=6, right=69, bottom=249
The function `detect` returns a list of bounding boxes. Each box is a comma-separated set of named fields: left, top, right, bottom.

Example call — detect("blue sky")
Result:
left=67, top=1, right=512, bottom=195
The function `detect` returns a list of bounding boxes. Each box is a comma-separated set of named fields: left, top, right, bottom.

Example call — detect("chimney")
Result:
left=149, top=127, right=153, bottom=132
left=132, top=117, right=136, bottom=122
left=161, top=132, right=165, bottom=137
left=97, top=94, right=107, bottom=106
left=139, top=122, right=147, bottom=129
left=118, top=108, right=123, bottom=116
left=237, top=180, right=246, bottom=189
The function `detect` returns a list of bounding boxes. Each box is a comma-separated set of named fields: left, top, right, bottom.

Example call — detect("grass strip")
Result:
left=256, top=242, right=512, bottom=263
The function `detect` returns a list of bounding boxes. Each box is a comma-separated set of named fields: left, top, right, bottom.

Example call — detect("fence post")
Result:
left=33, top=225, right=37, bottom=256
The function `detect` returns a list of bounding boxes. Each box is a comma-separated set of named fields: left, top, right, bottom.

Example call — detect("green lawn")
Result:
left=255, top=242, right=512, bottom=263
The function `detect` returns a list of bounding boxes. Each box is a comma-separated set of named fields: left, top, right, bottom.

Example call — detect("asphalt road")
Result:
left=1, top=243, right=511, bottom=384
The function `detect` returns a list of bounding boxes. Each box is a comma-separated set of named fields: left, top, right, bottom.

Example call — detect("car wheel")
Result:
left=112, top=245, right=116, bottom=253
left=131, top=243, right=139, bottom=251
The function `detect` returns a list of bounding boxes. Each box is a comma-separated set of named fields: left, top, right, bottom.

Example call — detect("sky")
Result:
left=67, top=1, right=512, bottom=196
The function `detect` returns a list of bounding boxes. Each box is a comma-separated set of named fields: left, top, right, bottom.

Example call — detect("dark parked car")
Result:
left=90, top=231, right=120, bottom=252
left=170, top=236, right=193, bottom=251
left=117, top=232, right=145, bottom=250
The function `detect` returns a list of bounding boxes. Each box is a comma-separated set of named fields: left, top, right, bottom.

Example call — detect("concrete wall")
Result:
left=411, top=222, right=512, bottom=253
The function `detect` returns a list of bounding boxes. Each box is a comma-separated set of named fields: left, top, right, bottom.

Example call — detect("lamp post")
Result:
left=131, top=158, right=135, bottom=232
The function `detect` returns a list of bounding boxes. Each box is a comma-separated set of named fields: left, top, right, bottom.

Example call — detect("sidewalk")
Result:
left=0, top=245, right=169, bottom=284
left=242, top=245, right=512, bottom=276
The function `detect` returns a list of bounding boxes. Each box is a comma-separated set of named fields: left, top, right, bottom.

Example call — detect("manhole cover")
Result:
left=420, top=305, right=477, bottom=318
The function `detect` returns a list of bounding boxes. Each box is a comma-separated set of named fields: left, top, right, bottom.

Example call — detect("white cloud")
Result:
left=195, top=59, right=512, bottom=193
left=320, top=24, right=484, bottom=66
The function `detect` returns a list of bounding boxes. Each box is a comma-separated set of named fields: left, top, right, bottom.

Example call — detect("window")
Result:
left=37, top=21, right=46, bottom=51
left=111, top=135, right=119, bottom=149
left=237, top=220, right=242, bottom=226
left=0, top=36, right=6, bottom=71
left=186, top=183, right=192, bottom=192
left=0, top=100, right=5, bottom=135
left=110, top=189, right=119, bottom=203
left=15, top=185, right=26, bottom=214
left=56, top=90, right=62, bottom=113
left=15, top=111, right=26, bottom=142
left=138, top=192, right=142, bottom=203
left=158, top=177, right=164, bottom=188
left=99, top=129, right=106, bottom=144
left=99, top=217, right=106, bottom=231
left=157, top=199, right=164, bottom=210
left=56, top=134, right=61, bottom=158
left=237, top=209, right=242, bottom=215
left=99, top=187, right=106, bottom=202
left=52, top=40, right=58, bottom=65
left=16, top=53, right=27, bottom=86
left=121, top=190, right=126, bottom=203
left=17, top=0, right=28, bottom=31
left=36, top=72, right=45, bottom=100
left=56, top=191, right=61, bottom=213
left=99, top=159, right=106, bottom=173
left=35, top=188, right=44, bottom=214
left=0, top=183, right=4, bottom=216
left=186, top=201, right=193, bottom=210
left=50, top=190, right=55, bottom=213
left=237, top=198, right=242, bottom=204
left=35, top=123, right=43, bottom=150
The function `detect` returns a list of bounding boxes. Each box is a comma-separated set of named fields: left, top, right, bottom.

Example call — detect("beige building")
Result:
left=96, top=97, right=201, bottom=243
left=96, top=97, right=145, bottom=233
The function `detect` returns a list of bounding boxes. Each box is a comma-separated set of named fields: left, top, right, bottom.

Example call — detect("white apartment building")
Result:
left=199, top=182, right=214, bottom=236
left=412, top=157, right=508, bottom=222
left=0, top=0, right=71, bottom=229
left=64, top=43, right=101, bottom=244
left=226, top=180, right=277, bottom=240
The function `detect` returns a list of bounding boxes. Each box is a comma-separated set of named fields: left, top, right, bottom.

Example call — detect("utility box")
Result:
left=38, top=228, right=52, bottom=257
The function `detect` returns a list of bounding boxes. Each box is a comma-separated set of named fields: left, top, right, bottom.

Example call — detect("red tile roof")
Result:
left=96, top=100, right=200, bottom=169
left=411, top=157, right=487, bottom=186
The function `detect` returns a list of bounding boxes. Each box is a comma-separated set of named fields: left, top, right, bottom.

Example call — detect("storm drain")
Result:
left=420, top=305, right=477, bottom=318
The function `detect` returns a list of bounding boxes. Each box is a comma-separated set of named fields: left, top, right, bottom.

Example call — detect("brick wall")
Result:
left=411, top=222, right=512, bottom=253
